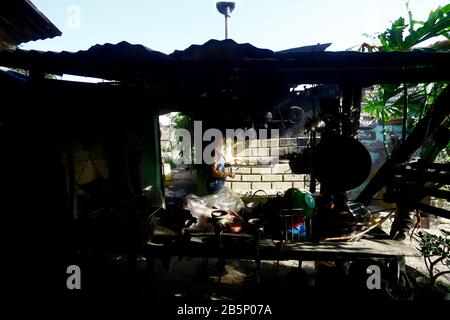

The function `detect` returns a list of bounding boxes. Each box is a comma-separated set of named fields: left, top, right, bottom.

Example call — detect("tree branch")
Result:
left=431, top=270, right=450, bottom=283
left=424, top=255, right=429, bottom=272
left=431, top=255, right=446, bottom=268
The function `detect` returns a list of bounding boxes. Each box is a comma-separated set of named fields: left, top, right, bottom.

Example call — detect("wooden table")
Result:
left=146, top=230, right=419, bottom=261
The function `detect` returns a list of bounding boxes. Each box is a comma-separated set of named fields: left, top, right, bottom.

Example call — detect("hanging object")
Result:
left=312, top=136, right=372, bottom=192
left=288, top=106, right=305, bottom=124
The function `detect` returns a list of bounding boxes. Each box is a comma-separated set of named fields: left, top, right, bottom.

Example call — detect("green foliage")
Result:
left=171, top=113, right=194, bottom=164
left=364, top=82, right=448, bottom=124
left=418, top=230, right=450, bottom=259
left=172, top=113, right=193, bottom=146
left=378, top=3, right=450, bottom=51
left=173, top=113, right=192, bottom=131
left=417, top=229, right=450, bottom=286
left=362, top=3, right=450, bottom=158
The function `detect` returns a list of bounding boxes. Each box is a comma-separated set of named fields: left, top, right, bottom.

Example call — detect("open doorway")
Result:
left=159, top=112, right=196, bottom=204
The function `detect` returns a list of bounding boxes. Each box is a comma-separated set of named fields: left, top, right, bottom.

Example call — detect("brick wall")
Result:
left=224, top=137, right=315, bottom=195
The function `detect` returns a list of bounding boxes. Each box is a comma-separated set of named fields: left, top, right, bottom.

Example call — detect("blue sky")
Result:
left=23, top=0, right=449, bottom=54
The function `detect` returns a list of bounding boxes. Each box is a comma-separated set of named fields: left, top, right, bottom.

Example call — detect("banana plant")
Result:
left=378, top=3, right=450, bottom=51
left=362, top=3, right=450, bottom=158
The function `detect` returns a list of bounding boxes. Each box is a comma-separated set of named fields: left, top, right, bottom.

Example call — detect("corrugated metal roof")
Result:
left=0, top=39, right=449, bottom=86
left=277, top=43, right=332, bottom=54
left=170, top=39, right=276, bottom=61
left=0, top=40, right=171, bottom=80
left=0, top=0, right=61, bottom=48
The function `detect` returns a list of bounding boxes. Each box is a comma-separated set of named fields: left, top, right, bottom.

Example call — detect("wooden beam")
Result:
left=413, top=203, right=450, bottom=219
left=356, top=86, right=450, bottom=204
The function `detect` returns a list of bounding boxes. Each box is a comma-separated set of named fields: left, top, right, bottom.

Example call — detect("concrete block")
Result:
left=259, top=138, right=279, bottom=148
left=279, top=138, right=297, bottom=147
left=293, top=182, right=305, bottom=190
left=287, top=147, right=302, bottom=154
left=251, top=148, right=270, bottom=157
left=262, top=175, right=283, bottom=182
left=272, top=182, right=293, bottom=190
left=272, top=163, right=291, bottom=174
left=232, top=182, right=251, bottom=190
left=270, top=147, right=290, bottom=156
left=247, top=139, right=258, bottom=148
left=235, top=148, right=251, bottom=157
left=228, top=174, right=241, bottom=181
left=251, top=182, right=272, bottom=190
left=246, top=157, right=258, bottom=164
left=242, top=175, right=261, bottom=182
left=282, top=147, right=291, bottom=156
left=283, top=174, right=305, bottom=181
left=233, top=167, right=251, bottom=174
left=251, top=167, right=272, bottom=174
left=258, top=156, right=277, bottom=165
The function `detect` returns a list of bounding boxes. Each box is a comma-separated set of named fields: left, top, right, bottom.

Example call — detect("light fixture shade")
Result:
left=216, top=2, right=235, bottom=15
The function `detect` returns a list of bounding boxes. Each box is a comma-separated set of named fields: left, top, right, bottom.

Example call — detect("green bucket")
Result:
left=291, top=190, right=315, bottom=216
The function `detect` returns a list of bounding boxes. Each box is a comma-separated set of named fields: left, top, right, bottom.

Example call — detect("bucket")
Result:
left=291, top=190, right=315, bottom=216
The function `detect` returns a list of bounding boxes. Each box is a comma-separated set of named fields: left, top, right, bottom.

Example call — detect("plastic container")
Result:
left=280, top=208, right=314, bottom=241
left=291, top=190, right=315, bottom=216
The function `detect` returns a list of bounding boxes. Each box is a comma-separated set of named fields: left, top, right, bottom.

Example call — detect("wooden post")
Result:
left=402, top=83, right=408, bottom=143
